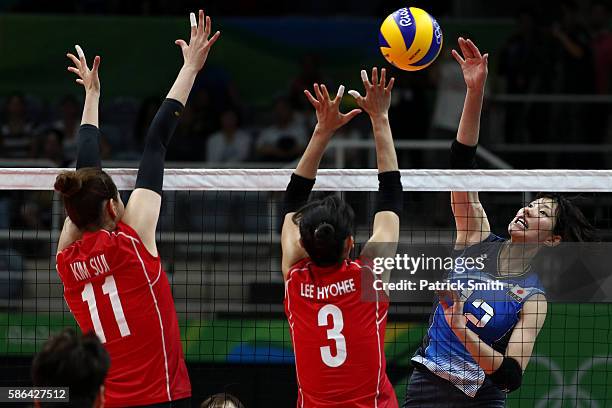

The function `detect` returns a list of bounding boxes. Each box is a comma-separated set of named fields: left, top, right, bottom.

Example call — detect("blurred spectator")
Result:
left=551, top=1, right=595, bottom=94
left=0, top=93, right=35, bottom=159
left=190, top=88, right=221, bottom=138
left=201, top=393, right=245, bottom=408
left=32, top=328, right=110, bottom=408
left=591, top=1, right=612, bottom=95
left=550, top=1, right=596, bottom=144
left=590, top=1, right=612, bottom=151
left=32, top=128, right=65, bottom=166
left=206, top=109, right=252, bottom=163
left=386, top=68, right=430, bottom=167
left=289, top=54, right=330, bottom=112
left=167, top=105, right=206, bottom=161
left=47, top=95, right=81, bottom=163
left=255, top=96, right=307, bottom=161
left=132, top=96, right=162, bottom=151
left=498, top=11, right=554, bottom=142
left=429, top=45, right=465, bottom=141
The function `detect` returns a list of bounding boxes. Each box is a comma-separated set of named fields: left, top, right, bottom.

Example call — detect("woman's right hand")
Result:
left=67, top=45, right=101, bottom=95
left=304, top=83, right=362, bottom=136
left=349, top=67, right=395, bottom=120
left=452, top=37, right=488, bottom=92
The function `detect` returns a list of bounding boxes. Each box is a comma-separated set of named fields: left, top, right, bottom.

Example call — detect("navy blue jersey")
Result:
left=412, top=234, right=546, bottom=397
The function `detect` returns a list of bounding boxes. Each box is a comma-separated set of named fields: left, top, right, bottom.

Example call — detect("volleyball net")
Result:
left=0, top=168, right=611, bottom=407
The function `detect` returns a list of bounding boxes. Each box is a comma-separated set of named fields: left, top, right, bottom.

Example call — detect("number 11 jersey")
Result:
left=284, top=257, right=398, bottom=407
left=56, top=221, right=191, bottom=407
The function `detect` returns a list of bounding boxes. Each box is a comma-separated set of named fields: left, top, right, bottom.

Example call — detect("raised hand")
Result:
left=452, top=38, right=488, bottom=91
left=67, top=45, right=100, bottom=95
left=304, top=84, right=362, bottom=135
left=175, top=10, right=221, bottom=73
left=348, top=67, right=395, bottom=120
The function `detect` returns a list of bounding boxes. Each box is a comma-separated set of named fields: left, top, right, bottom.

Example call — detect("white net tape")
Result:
left=0, top=168, right=611, bottom=191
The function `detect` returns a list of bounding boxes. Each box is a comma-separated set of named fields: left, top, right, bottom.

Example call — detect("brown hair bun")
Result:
left=54, top=171, right=83, bottom=197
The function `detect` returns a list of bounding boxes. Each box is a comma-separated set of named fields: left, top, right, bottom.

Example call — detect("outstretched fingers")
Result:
left=458, top=37, right=473, bottom=59
left=205, top=15, right=212, bottom=37
left=91, top=55, right=101, bottom=74
left=66, top=53, right=81, bottom=70
left=189, top=12, right=197, bottom=40
left=333, top=85, right=345, bottom=104
left=304, top=89, right=320, bottom=108
left=198, top=10, right=205, bottom=36
left=313, top=83, right=324, bottom=102
left=385, top=76, right=395, bottom=93
left=320, top=84, right=331, bottom=101
left=206, top=30, right=221, bottom=48
left=466, top=38, right=482, bottom=59
left=451, top=49, right=465, bottom=65
left=75, top=44, right=88, bottom=71
left=360, top=69, right=372, bottom=88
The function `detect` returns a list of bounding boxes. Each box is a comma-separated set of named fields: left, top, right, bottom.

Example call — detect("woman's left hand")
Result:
left=438, top=289, right=468, bottom=331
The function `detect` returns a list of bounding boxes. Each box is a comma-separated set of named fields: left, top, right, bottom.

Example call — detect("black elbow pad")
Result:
left=284, top=173, right=315, bottom=214
left=489, top=357, right=523, bottom=393
left=450, top=140, right=478, bottom=169
left=375, top=171, right=403, bottom=217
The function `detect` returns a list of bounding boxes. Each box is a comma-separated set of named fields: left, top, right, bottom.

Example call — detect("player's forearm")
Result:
left=371, top=115, right=398, bottom=173
left=453, top=325, right=504, bottom=374
left=80, top=92, right=100, bottom=127
left=166, top=65, right=199, bottom=106
left=294, top=127, right=332, bottom=179
left=456, top=88, right=484, bottom=147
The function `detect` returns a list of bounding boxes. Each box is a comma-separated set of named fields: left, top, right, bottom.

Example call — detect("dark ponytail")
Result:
left=293, top=195, right=354, bottom=266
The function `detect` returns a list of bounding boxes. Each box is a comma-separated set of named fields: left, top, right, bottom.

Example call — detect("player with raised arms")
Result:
left=404, top=38, right=596, bottom=407
left=54, top=10, right=220, bottom=407
left=282, top=67, right=402, bottom=407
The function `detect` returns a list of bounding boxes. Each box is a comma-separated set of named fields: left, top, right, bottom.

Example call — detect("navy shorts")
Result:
left=403, top=367, right=506, bottom=408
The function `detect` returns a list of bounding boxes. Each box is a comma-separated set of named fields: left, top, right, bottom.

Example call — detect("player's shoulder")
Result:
left=113, top=221, right=143, bottom=243
left=287, top=258, right=312, bottom=277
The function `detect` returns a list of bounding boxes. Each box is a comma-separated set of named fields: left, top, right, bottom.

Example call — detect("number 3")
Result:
left=318, top=304, right=347, bottom=367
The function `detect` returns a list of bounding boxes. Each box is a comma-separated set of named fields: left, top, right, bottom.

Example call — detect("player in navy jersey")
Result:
left=403, top=38, right=596, bottom=407
left=282, top=68, right=402, bottom=407
left=55, top=11, right=220, bottom=407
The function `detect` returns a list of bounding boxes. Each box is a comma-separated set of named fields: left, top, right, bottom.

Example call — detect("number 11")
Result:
left=81, top=275, right=131, bottom=343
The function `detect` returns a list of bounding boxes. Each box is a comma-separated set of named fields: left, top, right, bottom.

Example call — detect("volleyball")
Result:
left=379, top=7, right=443, bottom=71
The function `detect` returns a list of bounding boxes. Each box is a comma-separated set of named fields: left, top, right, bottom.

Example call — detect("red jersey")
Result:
left=56, top=222, right=190, bottom=407
left=284, top=258, right=398, bottom=408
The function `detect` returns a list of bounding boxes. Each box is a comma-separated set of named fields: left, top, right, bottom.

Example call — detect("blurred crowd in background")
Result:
left=1, top=1, right=610, bottom=171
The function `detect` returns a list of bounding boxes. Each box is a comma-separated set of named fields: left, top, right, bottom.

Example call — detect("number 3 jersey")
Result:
left=56, top=222, right=191, bottom=407
left=412, top=234, right=546, bottom=397
left=284, top=257, right=398, bottom=408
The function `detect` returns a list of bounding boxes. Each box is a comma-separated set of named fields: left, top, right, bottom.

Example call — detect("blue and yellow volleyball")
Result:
left=379, top=7, right=443, bottom=71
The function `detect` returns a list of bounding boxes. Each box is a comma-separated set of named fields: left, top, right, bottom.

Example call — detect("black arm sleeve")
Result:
left=450, top=139, right=478, bottom=169
left=75, top=124, right=102, bottom=170
left=284, top=173, right=315, bottom=214
left=375, top=170, right=403, bottom=217
left=134, top=98, right=184, bottom=195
